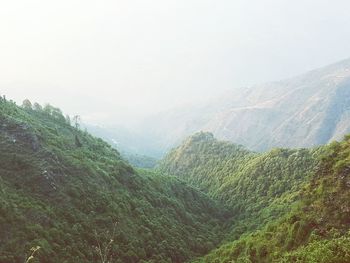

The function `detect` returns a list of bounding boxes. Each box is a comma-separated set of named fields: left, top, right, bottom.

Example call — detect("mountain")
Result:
left=158, top=132, right=322, bottom=239
left=139, top=58, right=350, bottom=153
left=196, top=135, right=350, bottom=263
left=121, top=152, right=158, bottom=169
left=0, top=98, right=230, bottom=263
left=2, top=94, right=350, bottom=263
left=158, top=132, right=350, bottom=262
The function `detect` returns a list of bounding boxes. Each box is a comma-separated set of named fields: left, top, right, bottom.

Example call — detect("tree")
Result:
left=22, top=99, right=32, bottom=110
left=94, top=221, right=118, bottom=263
left=51, top=107, right=65, bottom=122
left=65, top=115, right=71, bottom=125
left=75, top=135, right=82, bottom=147
left=24, top=246, right=41, bottom=263
left=43, top=104, right=53, bottom=115
left=33, top=102, right=42, bottom=111
left=73, top=115, right=81, bottom=130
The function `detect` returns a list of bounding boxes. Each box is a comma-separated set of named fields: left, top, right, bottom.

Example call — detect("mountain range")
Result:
left=134, top=58, right=350, bottom=155
left=1, top=94, right=350, bottom=262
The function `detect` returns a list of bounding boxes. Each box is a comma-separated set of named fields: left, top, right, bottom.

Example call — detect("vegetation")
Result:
left=158, top=132, right=322, bottom=239
left=158, top=132, right=350, bottom=262
left=0, top=98, right=230, bottom=262
left=121, top=152, right=158, bottom=169
left=1, top=96, right=350, bottom=262
left=193, top=135, right=350, bottom=262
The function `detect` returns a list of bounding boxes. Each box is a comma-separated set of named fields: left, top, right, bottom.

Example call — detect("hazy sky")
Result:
left=1, top=0, right=350, bottom=125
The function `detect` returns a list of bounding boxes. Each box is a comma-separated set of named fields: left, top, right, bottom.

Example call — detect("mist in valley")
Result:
left=2, top=0, right=350, bottom=158
left=2, top=1, right=350, bottom=262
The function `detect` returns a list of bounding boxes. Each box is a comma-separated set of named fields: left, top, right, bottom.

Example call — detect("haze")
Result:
left=1, top=0, right=350, bottom=126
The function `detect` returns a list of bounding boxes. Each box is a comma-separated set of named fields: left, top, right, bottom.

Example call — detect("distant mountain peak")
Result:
left=139, top=57, right=350, bottom=153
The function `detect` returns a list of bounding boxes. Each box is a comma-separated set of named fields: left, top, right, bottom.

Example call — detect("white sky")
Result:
left=1, top=0, right=350, bottom=125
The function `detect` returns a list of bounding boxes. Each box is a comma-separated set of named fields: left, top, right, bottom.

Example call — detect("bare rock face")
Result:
left=141, top=58, right=350, bottom=152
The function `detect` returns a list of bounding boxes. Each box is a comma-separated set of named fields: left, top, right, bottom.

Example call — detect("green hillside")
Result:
left=2, top=96, right=350, bottom=263
left=158, top=132, right=350, bottom=262
left=158, top=132, right=322, bottom=239
left=195, top=135, right=350, bottom=263
left=0, top=98, right=230, bottom=263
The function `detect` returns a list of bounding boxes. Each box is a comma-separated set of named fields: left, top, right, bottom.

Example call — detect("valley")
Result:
left=1, top=94, right=350, bottom=262
left=2, top=1, right=350, bottom=262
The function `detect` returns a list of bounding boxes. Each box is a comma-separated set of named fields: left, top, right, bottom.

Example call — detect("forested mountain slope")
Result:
left=2, top=95, right=349, bottom=263
left=0, top=98, right=230, bottom=263
left=158, top=132, right=350, bottom=262
left=196, top=135, right=350, bottom=263
left=139, top=58, right=350, bottom=153
left=158, top=132, right=322, bottom=239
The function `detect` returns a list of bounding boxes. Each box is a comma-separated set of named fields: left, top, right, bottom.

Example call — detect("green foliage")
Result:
left=158, top=132, right=322, bottom=239
left=2, top=97, right=350, bottom=263
left=280, top=231, right=350, bottom=263
left=0, top=100, right=229, bottom=262
left=122, top=152, right=158, bottom=169
left=191, top=134, right=350, bottom=263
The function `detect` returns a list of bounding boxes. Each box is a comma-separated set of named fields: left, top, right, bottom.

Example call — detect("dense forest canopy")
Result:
left=0, top=98, right=230, bottom=263
left=195, top=135, right=350, bottom=262
left=158, top=132, right=323, bottom=239
left=159, top=132, right=350, bottom=262
left=0, top=96, right=350, bottom=263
